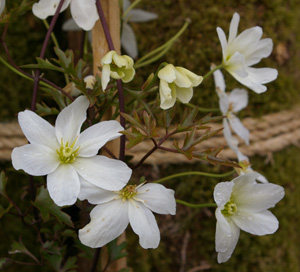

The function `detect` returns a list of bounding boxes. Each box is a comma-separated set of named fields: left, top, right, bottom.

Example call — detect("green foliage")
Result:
left=107, top=239, right=128, bottom=263
left=32, top=186, right=74, bottom=228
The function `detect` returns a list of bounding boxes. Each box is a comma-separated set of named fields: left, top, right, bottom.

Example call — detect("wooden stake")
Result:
left=92, top=1, right=127, bottom=271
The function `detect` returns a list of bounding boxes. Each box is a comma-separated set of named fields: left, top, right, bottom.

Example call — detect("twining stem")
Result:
left=176, top=199, right=217, bottom=209
left=132, top=128, right=178, bottom=170
left=0, top=55, right=73, bottom=100
left=31, top=0, right=65, bottom=112
left=135, top=19, right=190, bottom=68
left=154, top=170, right=235, bottom=183
left=185, top=103, right=219, bottom=112
left=202, top=63, right=223, bottom=81
left=95, top=0, right=126, bottom=162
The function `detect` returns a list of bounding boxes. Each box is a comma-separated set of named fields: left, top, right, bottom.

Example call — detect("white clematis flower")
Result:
left=32, top=0, right=99, bottom=31
left=213, top=68, right=249, bottom=144
left=121, top=0, right=157, bottom=59
left=11, top=96, right=132, bottom=206
left=79, top=180, right=176, bottom=249
left=0, top=0, right=5, bottom=14
left=217, top=12, right=278, bottom=93
left=214, top=173, right=284, bottom=263
left=101, top=50, right=135, bottom=91
left=158, top=64, right=203, bottom=110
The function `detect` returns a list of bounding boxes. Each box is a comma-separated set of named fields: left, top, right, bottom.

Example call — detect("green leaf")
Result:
left=121, top=112, right=146, bottom=133
left=9, top=240, right=40, bottom=264
left=121, top=127, right=145, bottom=149
left=107, top=238, right=128, bottom=263
left=22, top=58, right=63, bottom=72
left=32, top=186, right=74, bottom=227
left=0, top=203, right=13, bottom=218
left=36, top=102, right=60, bottom=116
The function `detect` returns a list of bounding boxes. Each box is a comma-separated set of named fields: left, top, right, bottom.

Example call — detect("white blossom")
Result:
left=121, top=0, right=158, bottom=59
left=158, top=64, right=203, bottom=110
left=12, top=96, right=132, bottom=206
left=214, top=173, right=284, bottom=263
left=217, top=12, right=278, bottom=93
left=213, top=68, right=249, bottom=144
left=101, top=50, right=135, bottom=91
left=32, top=0, right=99, bottom=31
left=79, top=180, right=176, bottom=249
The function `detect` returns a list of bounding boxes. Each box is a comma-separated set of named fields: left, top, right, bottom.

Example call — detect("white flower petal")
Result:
left=79, top=200, right=129, bottom=248
left=175, top=86, right=193, bottom=104
left=78, top=177, right=117, bottom=204
left=32, top=0, right=70, bottom=19
left=232, top=67, right=278, bottom=93
left=233, top=180, right=284, bottom=213
left=101, top=64, right=111, bottom=91
left=215, top=209, right=240, bottom=263
left=174, top=69, right=193, bottom=88
left=73, top=156, right=131, bottom=191
left=245, top=38, right=273, bottom=66
left=216, top=27, right=228, bottom=61
left=219, top=92, right=229, bottom=115
left=70, top=0, right=99, bottom=31
left=223, top=119, right=239, bottom=154
left=256, top=173, right=269, bottom=183
left=228, top=12, right=240, bottom=46
left=128, top=201, right=160, bottom=249
left=121, top=66, right=135, bottom=83
left=232, top=210, right=279, bottom=235
left=159, top=80, right=176, bottom=110
left=226, top=52, right=248, bottom=78
left=121, top=23, right=138, bottom=59
left=137, top=183, right=176, bottom=215
left=11, top=144, right=59, bottom=176
left=228, top=88, right=248, bottom=112
left=55, top=96, right=89, bottom=143
left=18, top=110, right=58, bottom=150
left=158, top=64, right=176, bottom=83
left=47, top=164, right=80, bottom=206
left=214, top=181, right=234, bottom=207
left=127, top=9, right=158, bottom=22
left=213, top=68, right=226, bottom=94
left=101, top=51, right=114, bottom=65
left=77, top=120, right=123, bottom=157
left=228, top=115, right=250, bottom=145
left=229, top=27, right=263, bottom=57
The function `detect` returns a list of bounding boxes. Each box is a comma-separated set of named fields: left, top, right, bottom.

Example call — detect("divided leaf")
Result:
left=32, top=186, right=74, bottom=228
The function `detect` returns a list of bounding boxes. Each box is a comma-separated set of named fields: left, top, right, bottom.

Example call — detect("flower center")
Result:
left=57, top=138, right=79, bottom=164
left=120, top=185, right=137, bottom=201
left=222, top=200, right=237, bottom=216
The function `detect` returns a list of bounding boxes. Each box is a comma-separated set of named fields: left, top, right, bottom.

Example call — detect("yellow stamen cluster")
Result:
left=57, top=138, right=79, bottom=163
left=222, top=200, right=237, bottom=216
left=120, top=185, right=137, bottom=201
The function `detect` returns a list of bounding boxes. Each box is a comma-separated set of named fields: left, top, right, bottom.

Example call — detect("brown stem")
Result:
left=31, top=0, right=66, bottom=111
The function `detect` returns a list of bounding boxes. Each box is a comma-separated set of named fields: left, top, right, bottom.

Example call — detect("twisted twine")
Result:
left=1, top=107, right=299, bottom=163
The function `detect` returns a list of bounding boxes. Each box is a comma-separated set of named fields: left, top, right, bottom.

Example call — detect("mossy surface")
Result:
left=127, top=145, right=300, bottom=271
